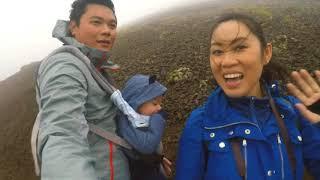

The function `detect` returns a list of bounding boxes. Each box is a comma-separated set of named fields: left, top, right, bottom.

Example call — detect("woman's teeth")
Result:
left=224, top=73, right=243, bottom=80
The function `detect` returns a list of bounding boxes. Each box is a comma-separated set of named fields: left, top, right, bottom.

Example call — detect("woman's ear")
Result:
left=263, top=43, right=272, bottom=65
left=69, top=21, right=77, bottom=37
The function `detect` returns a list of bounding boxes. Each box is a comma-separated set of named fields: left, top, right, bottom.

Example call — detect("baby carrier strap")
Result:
left=88, top=123, right=132, bottom=150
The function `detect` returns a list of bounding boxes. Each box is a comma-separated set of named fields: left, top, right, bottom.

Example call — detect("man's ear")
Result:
left=69, top=21, right=77, bottom=37
left=263, top=42, right=272, bottom=65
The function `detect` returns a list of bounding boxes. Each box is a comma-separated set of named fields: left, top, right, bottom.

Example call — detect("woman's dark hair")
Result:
left=210, top=12, right=289, bottom=84
left=69, top=0, right=116, bottom=26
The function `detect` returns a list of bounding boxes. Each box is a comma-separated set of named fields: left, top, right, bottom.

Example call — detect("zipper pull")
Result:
left=277, top=134, right=282, bottom=144
left=242, top=139, right=247, bottom=147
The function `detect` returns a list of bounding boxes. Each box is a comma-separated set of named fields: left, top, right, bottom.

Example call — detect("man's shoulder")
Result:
left=39, top=46, right=91, bottom=77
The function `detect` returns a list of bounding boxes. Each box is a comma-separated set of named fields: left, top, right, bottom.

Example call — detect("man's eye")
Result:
left=109, top=23, right=117, bottom=29
left=91, top=21, right=101, bottom=25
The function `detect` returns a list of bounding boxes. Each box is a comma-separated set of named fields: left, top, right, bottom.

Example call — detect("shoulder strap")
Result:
left=230, top=139, right=246, bottom=178
left=88, top=123, right=132, bottom=150
left=269, top=97, right=297, bottom=173
left=31, top=62, right=42, bottom=176
left=203, top=139, right=245, bottom=179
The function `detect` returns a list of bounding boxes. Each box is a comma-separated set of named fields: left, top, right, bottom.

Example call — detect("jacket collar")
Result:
left=52, top=20, right=114, bottom=69
left=203, top=87, right=269, bottom=128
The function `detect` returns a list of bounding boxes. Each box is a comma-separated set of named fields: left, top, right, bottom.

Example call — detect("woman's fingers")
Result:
left=290, top=70, right=314, bottom=97
left=287, top=69, right=320, bottom=123
left=315, top=70, right=320, bottom=83
left=295, top=103, right=320, bottom=124
left=286, top=83, right=310, bottom=105
left=299, top=69, right=320, bottom=93
left=287, top=70, right=320, bottom=106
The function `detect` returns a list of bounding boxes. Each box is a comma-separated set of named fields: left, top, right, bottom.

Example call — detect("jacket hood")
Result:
left=52, top=20, right=114, bottom=68
left=121, top=74, right=167, bottom=111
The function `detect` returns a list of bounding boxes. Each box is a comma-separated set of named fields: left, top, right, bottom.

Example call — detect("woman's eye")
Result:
left=235, top=45, right=247, bottom=52
left=211, top=50, right=223, bottom=56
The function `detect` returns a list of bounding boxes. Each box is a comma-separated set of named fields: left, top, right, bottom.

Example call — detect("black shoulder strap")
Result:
left=269, top=97, right=297, bottom=174
left=230, top=139, right=246, bottom=178
left=203, top=139, right=245, bottom=179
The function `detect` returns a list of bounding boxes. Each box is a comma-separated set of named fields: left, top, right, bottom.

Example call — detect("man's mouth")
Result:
left=97, top=40, right=111, bottom=46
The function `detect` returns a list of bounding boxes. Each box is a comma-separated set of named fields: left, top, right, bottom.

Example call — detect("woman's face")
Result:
left=210, top=20, right=272, bottom=98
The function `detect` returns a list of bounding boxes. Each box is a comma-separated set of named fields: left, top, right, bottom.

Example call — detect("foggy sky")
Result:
left=0, top=0, right=205, bottom=81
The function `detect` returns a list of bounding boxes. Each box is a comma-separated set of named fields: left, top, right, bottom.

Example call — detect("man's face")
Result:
left=70, top=4, right=117, bottom=51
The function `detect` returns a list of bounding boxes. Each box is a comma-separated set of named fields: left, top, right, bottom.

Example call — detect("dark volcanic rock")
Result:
left=0, top=0, right=319, bottom=179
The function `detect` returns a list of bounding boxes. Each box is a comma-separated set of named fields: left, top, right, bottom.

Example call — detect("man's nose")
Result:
left=101, top=24, right=111, bottom=35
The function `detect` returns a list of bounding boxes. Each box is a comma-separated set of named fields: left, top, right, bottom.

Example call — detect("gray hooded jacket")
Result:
left=35, top=20, right=129, bottom=180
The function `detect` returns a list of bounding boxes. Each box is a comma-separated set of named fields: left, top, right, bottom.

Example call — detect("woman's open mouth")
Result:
left=224, top=73, right=243, bottom=88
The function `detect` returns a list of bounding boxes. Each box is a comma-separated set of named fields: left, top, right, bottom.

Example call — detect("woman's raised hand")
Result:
left=286, top=69, right=320, bottom=124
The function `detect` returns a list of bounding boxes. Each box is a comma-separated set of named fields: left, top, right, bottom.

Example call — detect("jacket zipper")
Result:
left=250, top=97, right=258, bottom=124
left=277, top=134, right=285, bottom=179
left=242, top=139, right=248, bottom=180
left=204, top=122, right=260, bottom=130
left=249, top=97, right=264, bottom=135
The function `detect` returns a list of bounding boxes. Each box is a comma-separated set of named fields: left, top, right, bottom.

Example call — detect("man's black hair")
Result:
left=69, top=0, right=116, bottom=25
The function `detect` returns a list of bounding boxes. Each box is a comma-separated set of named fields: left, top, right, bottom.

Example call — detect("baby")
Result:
left=117, top=74, right=168, bottom=180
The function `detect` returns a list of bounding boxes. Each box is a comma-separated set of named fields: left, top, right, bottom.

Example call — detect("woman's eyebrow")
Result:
left=211, top=37, right=248, bottom=47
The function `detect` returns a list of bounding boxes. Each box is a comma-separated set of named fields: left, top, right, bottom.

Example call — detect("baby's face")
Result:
left=138, top=96, right=163, bottom=116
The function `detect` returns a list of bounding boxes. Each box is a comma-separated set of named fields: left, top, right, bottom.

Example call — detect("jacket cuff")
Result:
left=314, top=121, right=320, bottom=128
left=307, top=100, right=320, bottom=114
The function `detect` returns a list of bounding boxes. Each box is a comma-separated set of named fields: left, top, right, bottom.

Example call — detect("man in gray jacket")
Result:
left=34, top=0, right=130, bottom=179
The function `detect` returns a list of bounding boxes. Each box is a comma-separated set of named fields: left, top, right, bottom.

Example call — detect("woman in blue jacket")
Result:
left=176, top=13, right=320, bottom=180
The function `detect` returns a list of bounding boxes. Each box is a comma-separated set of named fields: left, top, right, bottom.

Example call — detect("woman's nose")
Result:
left=221, top=52, right=238, bottom=67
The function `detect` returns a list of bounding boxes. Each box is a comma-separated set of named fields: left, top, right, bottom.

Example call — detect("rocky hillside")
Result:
left=0, top=0, right=319, bottom=179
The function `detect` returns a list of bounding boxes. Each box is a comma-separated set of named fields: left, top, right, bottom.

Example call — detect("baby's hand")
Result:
left=161, top=157, right=172, bottom=178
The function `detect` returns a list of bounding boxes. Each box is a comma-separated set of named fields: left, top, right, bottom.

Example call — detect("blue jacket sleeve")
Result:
left=287, top=96, right=320, bottom=178
left=175, top=108, right=206, bottom=180
left=118, top=113, right=165, bottom=154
